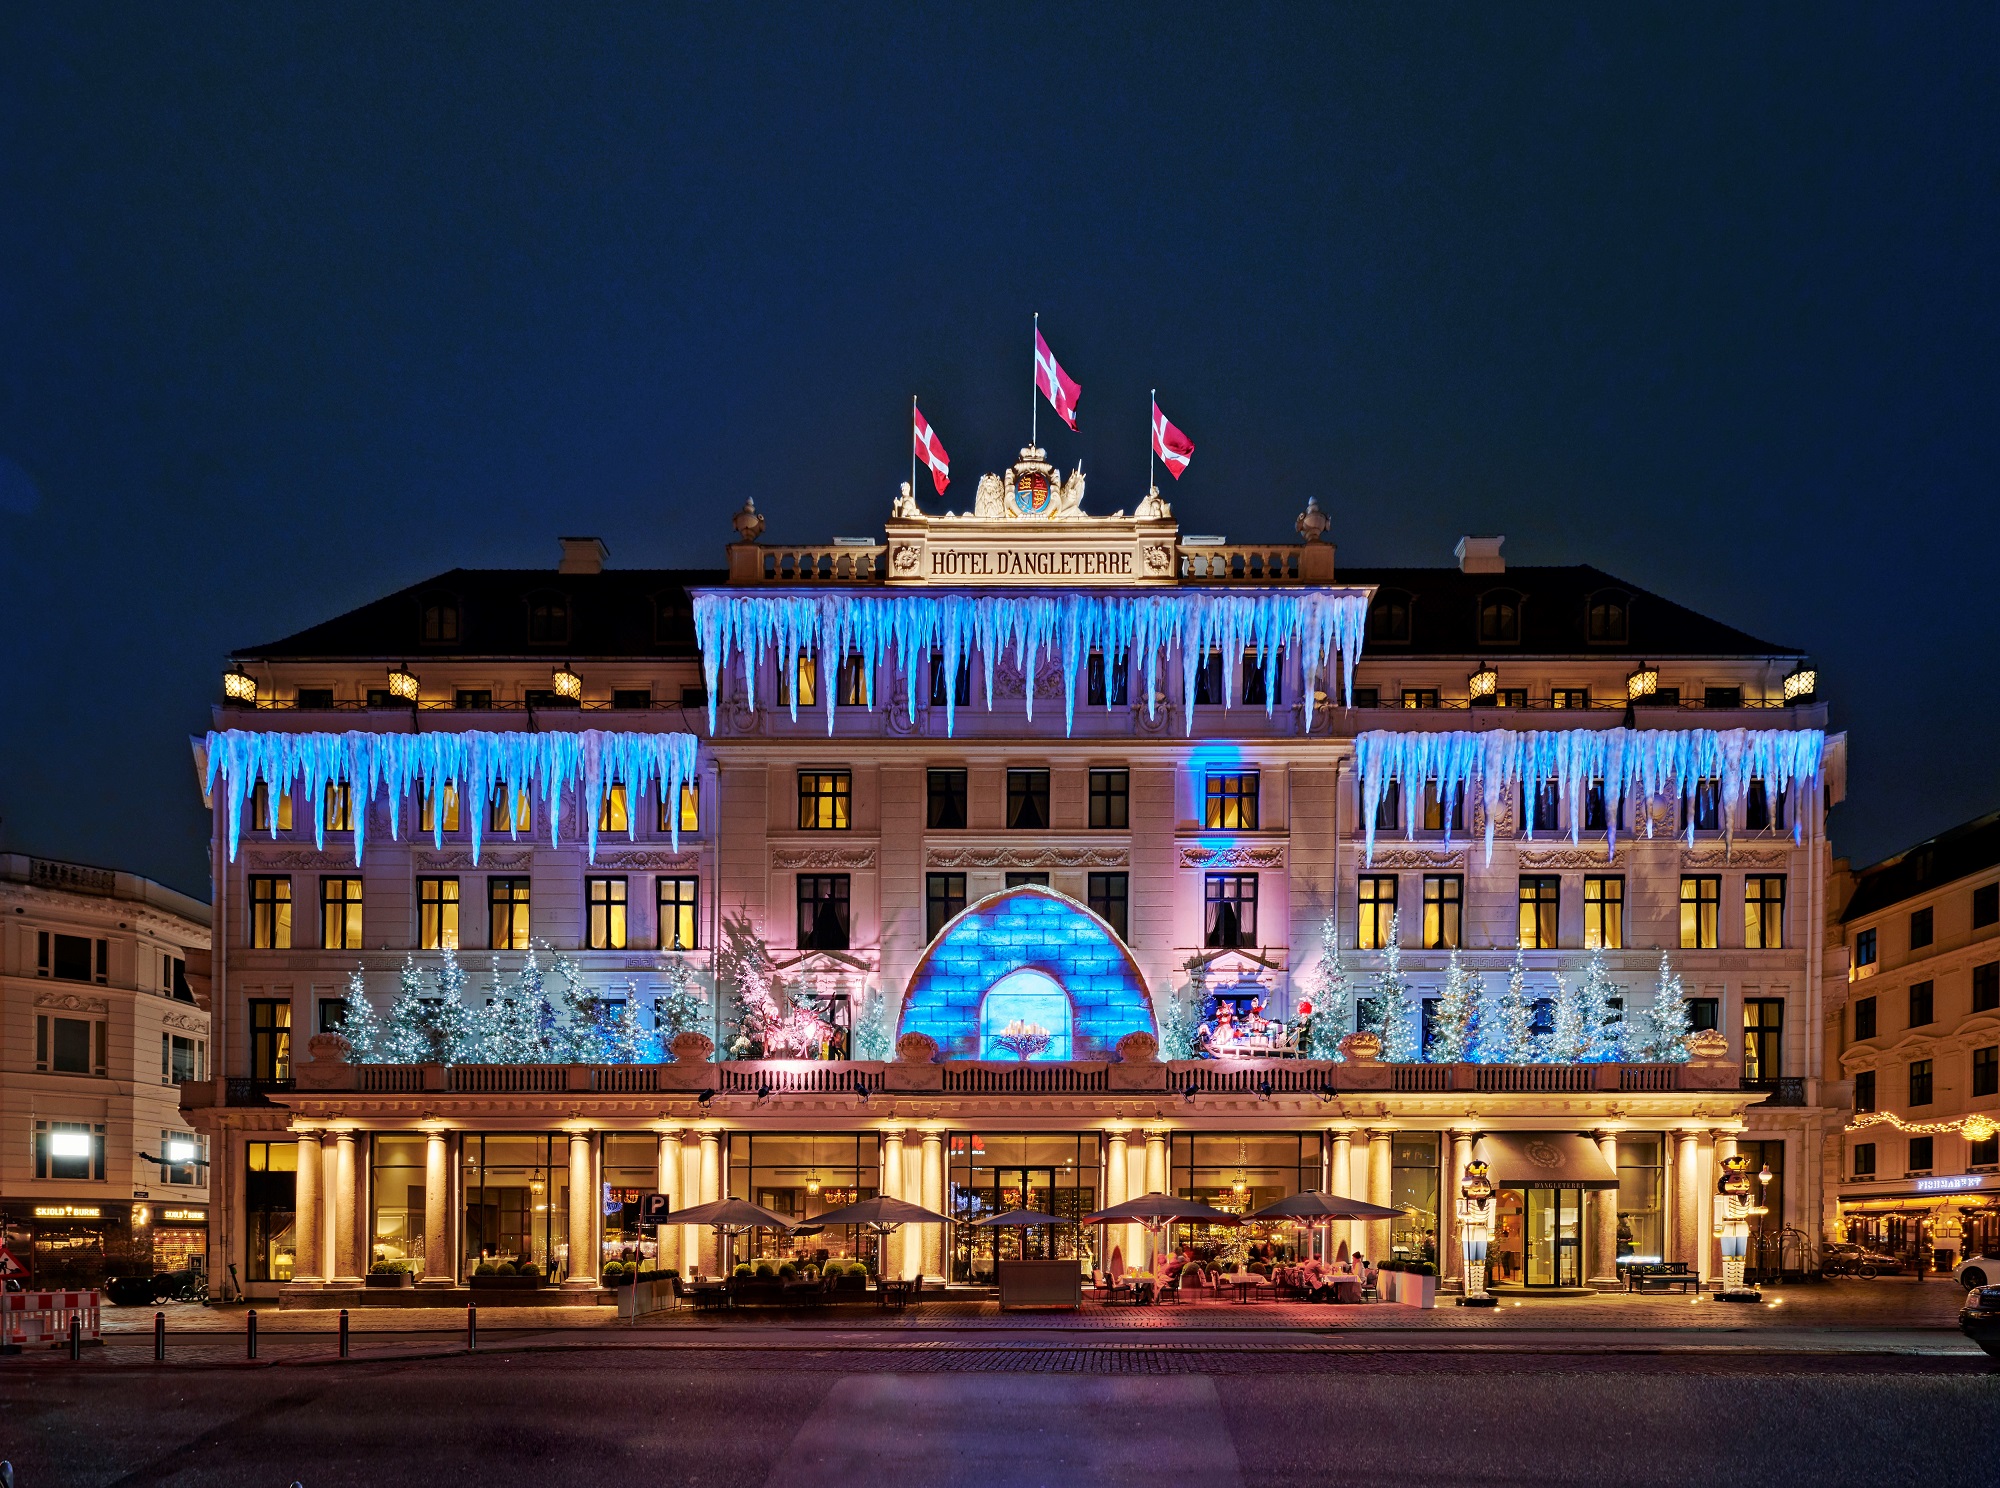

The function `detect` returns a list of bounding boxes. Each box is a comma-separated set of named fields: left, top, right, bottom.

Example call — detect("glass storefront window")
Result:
left=245, top=1140, right=297, bottom=1283
left=732, top=1133, right=881, bottom=1271
left=1491, top=1187, right=1584, bottom=1287
left=371, top=1135, right=427, bottom=1271
left=603, top=1134, right=658, bottom=1268
left=461, top=1134, right=570, bottom=1282
left=1738, top=1139, right=1786, bottom=1281
left=1171, top=1134, right=1315, bottom=1268
left=950, top=1133, right=1099, bottom=1283
left=1617, top=1135, right=1664, bottom=1259
left=1390, top=1134, right=1440, bottom=1266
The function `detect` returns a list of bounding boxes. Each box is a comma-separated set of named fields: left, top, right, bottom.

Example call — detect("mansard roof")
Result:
left=234, top=562, right=1798, bottom=662
left=1841, top=808, right=2000, bottom=922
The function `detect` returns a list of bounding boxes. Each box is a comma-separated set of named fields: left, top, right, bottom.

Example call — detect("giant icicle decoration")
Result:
left=1354, top=726, right=1825, bottom=864
left=205, top=728, right=700, bottom=865
left=690, top=588, right=1371, bottom=737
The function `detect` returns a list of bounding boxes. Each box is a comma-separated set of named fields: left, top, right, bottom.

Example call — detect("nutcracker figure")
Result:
left=1713, top=1153, right=1759, bottom=1300
left=1456, top=1158, right=1498, bottom=1307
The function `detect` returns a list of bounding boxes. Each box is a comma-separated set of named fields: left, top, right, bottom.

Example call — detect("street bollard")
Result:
left=247, top=1308, right=258, bottom=1360
left=69, top=1316, right=81, bottom=1361
left=155, top=1311, right=166, bottom=1362
left=339, top=1308, right=350, bottom=1359
left=467, top=1303, right=477, bottom=1352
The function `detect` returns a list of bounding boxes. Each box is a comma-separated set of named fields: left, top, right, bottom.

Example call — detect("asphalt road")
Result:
left=5, top=1348, right=1998, bottom=1488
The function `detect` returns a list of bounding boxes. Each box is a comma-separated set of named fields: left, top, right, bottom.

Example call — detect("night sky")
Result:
left=3, top=5, right=1995, bottom=898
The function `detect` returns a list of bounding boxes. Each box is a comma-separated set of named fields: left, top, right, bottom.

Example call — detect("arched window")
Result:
left=420, top=596, right=460, bottom=645
left=525, top=591, right=570, bottom=646
left=979, top=968, right=1074, bottom=1060
left=1586, top=591, right=1630, bottom=645
left=1368, top=590, right=1412, bottom=644
left=1478, top=590, right=1522, bottom=645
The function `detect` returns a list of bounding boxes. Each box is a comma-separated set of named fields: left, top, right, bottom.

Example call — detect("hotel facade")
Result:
left=182, top=452, right=1843, bottom=1302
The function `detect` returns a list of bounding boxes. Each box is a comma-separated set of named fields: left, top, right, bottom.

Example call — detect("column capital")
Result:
left=651, top=1121, right=686, bottom=1138
left=919, top=1128, right=945, bottom=1147
left=880, top=1126, right=908, bottom=1143
left=1142, top=1128, right=1169, bottom=1142
left=1366, top=1126, right=1396, bottom=1141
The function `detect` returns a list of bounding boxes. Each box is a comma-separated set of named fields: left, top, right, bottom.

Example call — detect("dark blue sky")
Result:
left=3, top=5, right=1995, bottom=897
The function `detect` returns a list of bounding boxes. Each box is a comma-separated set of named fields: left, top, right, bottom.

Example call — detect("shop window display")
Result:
left=949, top=1133, right=1098, bottom=1283
left=732, top=1133, right=881, bottom=1272
left=461, top=1134, right=571, bottom=1281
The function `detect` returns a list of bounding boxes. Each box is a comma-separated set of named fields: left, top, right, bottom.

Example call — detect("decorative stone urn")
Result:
left=1339, top=1031, right=1384, bottom=1065
left=306, top=1032, right=353, bottom=1065
left=895, top=1031, right=940, bottom=1064
left=1115, top=1031, right=1160, bottom=1064
left=1687, top=1029, right=1730, bottom=1063
left=669, top=1031, right=715, bottom=1065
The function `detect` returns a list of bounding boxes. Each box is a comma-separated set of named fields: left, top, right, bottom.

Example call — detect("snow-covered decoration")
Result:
left=204, top=728, right=700, bottom=865
left=1428, top=949, right=1480, bottom=1063
left=849, top=982, right=892, bottom=1062
left=378, top=956, right=435, bottom=1066
left=1571, top=948, right=1625, bottom=1063
left=1156, top=960, right=1205, bottom=1061
left=717, top=913, right=838, bottom=1059
left=1477, top=943, right=1539, bottom=1064
left=1300, top=916, right=1352, bottom=1061
left=690, top=588, right=1370, bottom=737
left=1545, top=972, right=1587, bottom=1065
left=477, top=956, right=543, bottom=1065
left=1374, top=915, right=1422, bottom=1063
left=591, top=988, right=654, bottom=1065
left=1354, top=726, right=1826, bottom=864
left=428, top=947, right=481, bottom=1065
left=1637, top=951, right=1694, bottom=1063
left=337, top=966, right=385, bottom=1063
left=653, top=959, right=710, bottom=1047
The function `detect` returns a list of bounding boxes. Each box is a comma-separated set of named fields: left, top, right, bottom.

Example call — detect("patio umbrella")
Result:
left=1244, top=1191, right=1401, bottom=1222
left=1083, top=1193, right=1240, bottom=1276
left=972, top=1210, right=1068, bottom=1228
left=667, top=1197, right=796, bottom=1231
left=804, top=1195, right=955, bottom=1229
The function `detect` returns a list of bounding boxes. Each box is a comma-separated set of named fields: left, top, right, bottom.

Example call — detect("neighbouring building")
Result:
left=181, top=449, right=1842, bottom=1303
left=2, top=853, right=212, bottom=1289
left=1829, top=810, right=2000, bottom=1271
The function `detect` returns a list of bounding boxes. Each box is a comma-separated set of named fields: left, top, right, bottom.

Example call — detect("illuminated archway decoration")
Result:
left=900, top=886, right=1154, bottom=1060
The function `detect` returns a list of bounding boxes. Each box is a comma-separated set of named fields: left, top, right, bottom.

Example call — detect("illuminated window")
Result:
left=925, top=873, right=966, bottom=940
left=1680, top=876, right=1720, bottom=950
left=1421, top=782, right=1463, bottom=832
left=1551, top=688, right=1589, bottom=710
left=418, top=877, right=460, bottom=950
left=1744, top=875, right=1786, bottom=950
left=798, top=875, right=851, bottom=951
left=1204, top=772, right=1260, bottom=830
left=490, top=787, right=532, bottom=834
left=251, top=781, right=293, bottom=832
left=1088, top=872, right=1129, bottom=940
left=1401, top=689, right=1439, bottom=709
left=659, top=781, right=700, bottom=834
left=488, top=877, right=530, bottom=950
left=323, top=782, right=354, bottom=832
left=34, top=1121, right=104, bottom=1181
left=658, top=877, right=699, bottom=950
left=798, top=771, right=851, bottom=830
left=320, top=877, right=363, bottom=950
left=597, top=784, right=630, bottom=832
left=586, top=877, right=628, bottom=950
left=837, top=655, right=869, bottom=706
left=1518, top=877, right=1560, bottom=949
left=777, top=656, right=818, bottom=708
left=1006, top=770, right=1049, bottom=830
left=420, top=782, right=460, bottom=833
left=1089, top=769, right=1129, bottom=829
left=249, top=876, right=292, bottom=949
left=1584, top=877, right=1624, bottom=949
left=927, top=769, right=967, bottom=830
left=1744, top=1000, right=1784, bottom=1085
left=248, top=999, right=292, bottom=1083
left=1357, top=876, right=1397, bottom=950
left=1422, top=875, right=1461, bottom=949
left=1204, top=874, right=1258, bottom=948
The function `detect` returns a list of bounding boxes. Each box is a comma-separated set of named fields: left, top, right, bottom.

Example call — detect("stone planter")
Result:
left=364, top=1271, right=414, bottom=1289
left=1381, top=1270, right=1437, bottom=1308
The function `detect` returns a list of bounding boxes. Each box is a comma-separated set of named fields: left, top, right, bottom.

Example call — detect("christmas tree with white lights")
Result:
left=379, top=955, right=435, bottom=1064
left=1640, top=951, right=1694, bottom=1063
left=1303, top=915, right=1353, bottom=1060
left=338, top=965, right=385, bottom=1063
left=1573, top=947, right=1625, bottom=1062
left=1377, top=913, right=1422, bottom=1063
left=1428, top=949, right=1479, bottom=1063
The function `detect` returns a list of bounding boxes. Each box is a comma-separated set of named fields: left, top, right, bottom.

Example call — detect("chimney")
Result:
left=1455, top=536, right=1505, bottom=574
left=558, top=536, right=608, bottom=575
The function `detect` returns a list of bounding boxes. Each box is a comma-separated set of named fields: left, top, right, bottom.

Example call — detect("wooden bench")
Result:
left=1624, top=1262, right=1700, bottom=1293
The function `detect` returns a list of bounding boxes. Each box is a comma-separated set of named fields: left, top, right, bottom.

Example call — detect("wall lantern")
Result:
left=1468, top=663, right=1498, bottom=702
left=552, top=665, right=583, bottom=701
left=1626, top=661, right=1659, bottom=701
left=387, top=664, right=420, bottom=703
left=223, top=664, right=257, bottom=705
left=1783, top=663, right=1817, bottom=703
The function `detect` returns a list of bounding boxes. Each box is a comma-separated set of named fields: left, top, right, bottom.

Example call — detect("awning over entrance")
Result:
left=1473, top=1134, right=1618, bottom=1190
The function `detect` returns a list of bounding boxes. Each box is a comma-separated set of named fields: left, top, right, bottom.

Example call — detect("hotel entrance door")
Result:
left=989, top=1168, right=1057, bottom=1259
left=1493, top=1187, right=1585, bottom=1287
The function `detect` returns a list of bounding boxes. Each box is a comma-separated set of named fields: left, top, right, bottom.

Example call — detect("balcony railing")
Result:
left=1744, top=1076, right=1808, bottom=1106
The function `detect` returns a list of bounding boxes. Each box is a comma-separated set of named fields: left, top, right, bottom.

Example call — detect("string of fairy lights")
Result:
left=1844, top=1110, right=1999, bottom=1143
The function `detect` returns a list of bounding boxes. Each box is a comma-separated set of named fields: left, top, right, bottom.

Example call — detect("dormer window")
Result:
left=526, top=592, right=571, bottom=646
left=420, top=596, right=461, bottom=645
left=1368, top=591, right=1411, bottom=644
left=1586, top=590, right=1631, bottom=645
left=1477, top=591, right=1522, bottom=646
left=653, top=593, right=694, bottom=649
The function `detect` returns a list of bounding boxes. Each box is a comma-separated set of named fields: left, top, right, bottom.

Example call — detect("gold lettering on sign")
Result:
left=929, top=548, right=1133, bottom=578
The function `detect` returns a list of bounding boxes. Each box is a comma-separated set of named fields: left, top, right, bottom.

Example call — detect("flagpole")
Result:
left=1149, top=388, right=1156, bottom=492
left=1032, top=311, right=1039, bottom=450
left=911, top=395, right=917, bottom=498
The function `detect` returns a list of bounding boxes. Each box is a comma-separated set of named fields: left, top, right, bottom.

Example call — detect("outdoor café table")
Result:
left=1222, top=1273, right=1269, bottom=1304
left=877, top=1279, right=918, bottom=1311
left=1330, top=1276, right=1363, bottom=1303
left=1125, top=1272, right=1157, bottom=1305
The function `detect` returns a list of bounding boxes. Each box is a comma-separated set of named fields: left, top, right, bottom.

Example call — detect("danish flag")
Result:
left=912, top=401, right=950, bottom=494
left=1034, top=325, right=1081, bottom=430
left=1152, top=399, right=1194, bottom=479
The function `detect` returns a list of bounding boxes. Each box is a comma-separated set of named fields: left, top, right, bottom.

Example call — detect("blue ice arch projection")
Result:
left=691, top=588, right=1371, bottom=737
left=1354, top=726, right=1827, bottom=863
left=202, top=728, right=700, bottom=864
left=899, top=886, right=1156, bottom=1060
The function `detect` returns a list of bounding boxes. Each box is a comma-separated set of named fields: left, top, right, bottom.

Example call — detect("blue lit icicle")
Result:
left=204, top=728, right=700, bottom=865
left=690, top=589, right=1371, bottom=737
left=1354, top=726, right=1826, bottom=864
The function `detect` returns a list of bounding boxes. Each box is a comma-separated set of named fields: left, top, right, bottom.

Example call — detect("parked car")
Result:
left=1953, top=1254, right=2000, bottom=1289
left=1822, top=1242, right=1904, bottom=1276
left=1960, top=1285, right=2000, bottom=1358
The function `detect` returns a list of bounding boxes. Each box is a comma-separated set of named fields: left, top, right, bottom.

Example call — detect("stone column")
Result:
left=1329, top=1130, right=1354, bottom=1258
left=698, top=1128, right=722, bottom=1275
left=1590, top=1130, right=1621, bottom=1288
left=423, top=1128, right=453, bottom=1286
left=291, top=1128, right=322, bottom=1284
left=1673, top=1129, right=1702, bottom=1272
left=1365, top=1129, right=1394, bottom=1263
left=1444, top=1130, right=1474, bottom=1287
left=331, top=1130, right=362, bottom=1284
left=678, top=1130, right=702, bottom=1276
left=880, top=1128, right=907, bottom=1279
left=655, top=1127, right=682, bottom=1275
left=318, top=1132, right=340, bottom=1285
left=920, top=1129, right=946, bottom=1281
left=1143, top=1130, right=1169, bottom=1272
left=1103, top=1129, right=1131, bottom=1275
left=564, top=1130, right=598, bottom=1289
